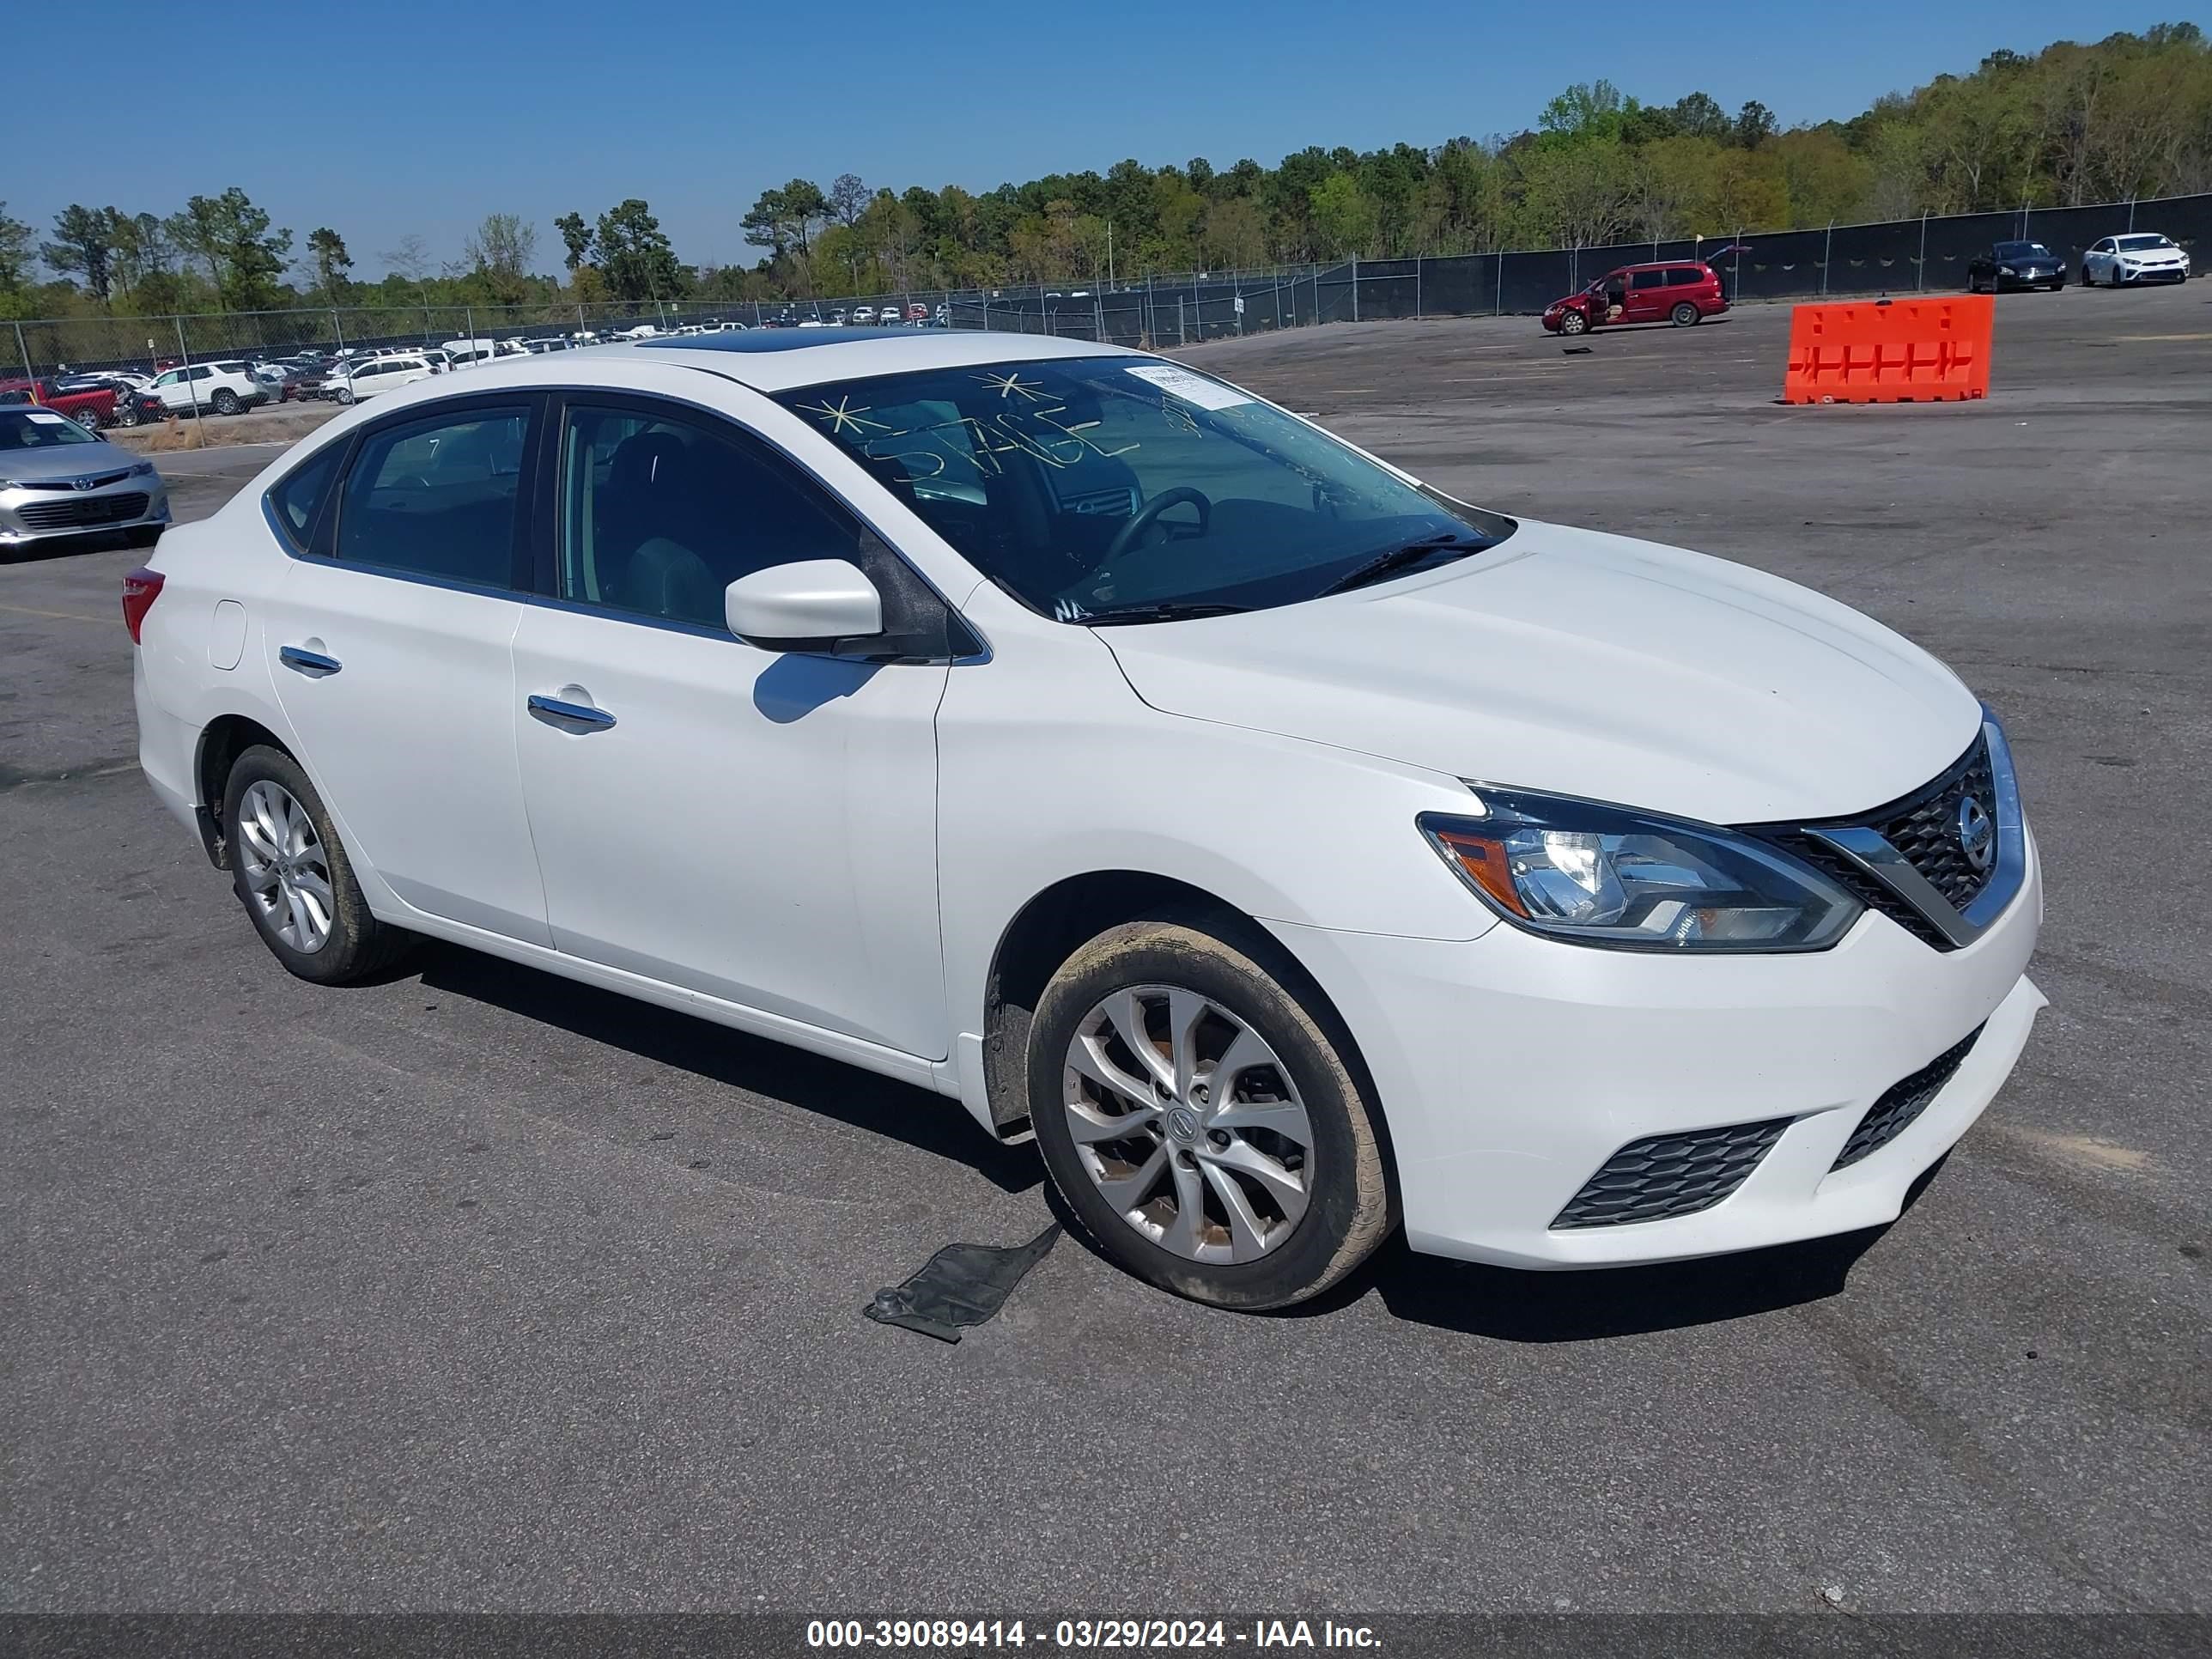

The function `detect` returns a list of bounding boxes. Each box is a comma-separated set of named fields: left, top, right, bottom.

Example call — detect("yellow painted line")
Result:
left=0, top=601, right=108, bottom=624
left=2113, top=331, right=2212, bottom=343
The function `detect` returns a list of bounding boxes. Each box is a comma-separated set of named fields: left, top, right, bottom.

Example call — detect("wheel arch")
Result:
left=192, top=714, right=295, bottom=869
left=975, top=872, right=1396, bottom=1192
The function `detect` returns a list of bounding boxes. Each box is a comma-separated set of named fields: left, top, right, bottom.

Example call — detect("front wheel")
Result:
left=1669, top=301, right=1699, bottom=326
left=336, top=386, right=356, bottom=405
left=1029, top=918, right=1394, bottom=1310
left=222, top=745, right=413, bottom=985
left=1559, top=309, right=1589, bottom=336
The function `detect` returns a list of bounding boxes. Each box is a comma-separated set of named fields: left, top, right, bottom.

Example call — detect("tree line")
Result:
left=3, top=24, right=2204, bottom=321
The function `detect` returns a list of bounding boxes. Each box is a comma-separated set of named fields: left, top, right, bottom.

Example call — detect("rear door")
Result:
left=1624, top=268, right=1669, bottom=322
left=262, top=394, right=550, bottom=943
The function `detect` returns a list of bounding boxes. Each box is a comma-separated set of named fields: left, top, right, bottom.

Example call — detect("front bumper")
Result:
left=0, top=476, right=171, bottom=547
left=2116, top=263, right=2189, bottom=284
left=1267, top=827, right=2042, bottom=1269
left=1996, top=268, right=2064, bottom=289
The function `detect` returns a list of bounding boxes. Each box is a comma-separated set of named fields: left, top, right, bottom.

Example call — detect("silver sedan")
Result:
left=0, top=406, right=170, bottom=556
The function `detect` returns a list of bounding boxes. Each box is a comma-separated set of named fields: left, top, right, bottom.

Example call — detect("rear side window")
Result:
left=335, top=404, right=530, bottom=588
left=267, top=441, right=346, bottom=553
left=1666, top=268, right=1705, bottom=287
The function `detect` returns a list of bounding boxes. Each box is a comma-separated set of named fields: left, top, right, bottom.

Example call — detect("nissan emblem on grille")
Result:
left=1956, top=793, right=1995, bottom=873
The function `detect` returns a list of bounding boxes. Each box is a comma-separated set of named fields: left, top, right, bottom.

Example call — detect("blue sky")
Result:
left=11, top=1, right=2187, bottom=279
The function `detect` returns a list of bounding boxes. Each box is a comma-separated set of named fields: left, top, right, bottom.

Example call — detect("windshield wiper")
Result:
left=1079, top=600, right=1253, bottom=626
left=1316, top=535, right=1472, bottom=598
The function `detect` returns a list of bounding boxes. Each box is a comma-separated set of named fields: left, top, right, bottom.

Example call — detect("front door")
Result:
left=510, top=394, right=949, bottom=1057
left=263, top=396, right=550, bottom=944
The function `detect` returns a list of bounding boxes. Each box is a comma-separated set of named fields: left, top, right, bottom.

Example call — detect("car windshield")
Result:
left=1995, top=242, right=2051, bottom=258
left=0, top=408, right=100, bottom=450
left=2116, top=234, right=2175, bottom=251
left=774, top=356, right=1513, bottom=621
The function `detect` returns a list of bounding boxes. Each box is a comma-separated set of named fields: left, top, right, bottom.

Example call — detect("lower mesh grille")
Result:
left=1832, top=1026, right=1983, bottom=1170
left=1552, top=1117, right=1792, bottom=1230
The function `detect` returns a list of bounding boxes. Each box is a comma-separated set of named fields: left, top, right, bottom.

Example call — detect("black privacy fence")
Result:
left=6, top=194, right=2204, bottom=377
left=941, top=191, right=2209, bottom=347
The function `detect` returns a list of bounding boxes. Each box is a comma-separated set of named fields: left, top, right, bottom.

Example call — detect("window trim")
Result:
left=531, top=386, right=984, bottom=662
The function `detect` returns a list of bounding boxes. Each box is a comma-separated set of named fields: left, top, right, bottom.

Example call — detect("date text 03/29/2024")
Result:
left=805, top=1620, right=1381, bottom=1649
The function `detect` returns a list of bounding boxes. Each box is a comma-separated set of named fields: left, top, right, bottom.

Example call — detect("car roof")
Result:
left=629, top=327, right=1140, bottom=392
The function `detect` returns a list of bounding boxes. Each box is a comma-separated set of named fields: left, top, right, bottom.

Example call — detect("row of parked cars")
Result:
left=1539, top=231, right=2192, bottom=334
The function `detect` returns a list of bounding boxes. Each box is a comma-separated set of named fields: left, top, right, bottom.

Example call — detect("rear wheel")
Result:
left=1029, top=918, right=1394, bottom=1310
left=222, top=745, right=413, bottom=985
left=211, top=388, right=240, bottom=416
left=1669, top=301, right=1699, bottom=326
left=113, top=402, right=141, bottom=428
left=73, top=407, right=102, bottom=432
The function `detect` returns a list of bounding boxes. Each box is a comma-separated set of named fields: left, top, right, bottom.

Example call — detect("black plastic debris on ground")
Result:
left=865, top=1223, right=1060, bottom=1343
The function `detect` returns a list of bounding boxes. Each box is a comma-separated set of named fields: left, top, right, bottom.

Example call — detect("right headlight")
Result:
left=1419, top=788, right=1862, bottom=953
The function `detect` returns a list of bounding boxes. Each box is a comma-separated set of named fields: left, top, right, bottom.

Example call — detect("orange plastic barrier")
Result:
left=1782, top=295, right=1993, bottom=404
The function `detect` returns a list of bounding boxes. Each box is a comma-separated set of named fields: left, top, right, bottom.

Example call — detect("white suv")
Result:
left=149, top=362, right=271, bottom=417
left=124, top=334, right=2044, bottom=1310
left=325, top=354, right=435, bottom=404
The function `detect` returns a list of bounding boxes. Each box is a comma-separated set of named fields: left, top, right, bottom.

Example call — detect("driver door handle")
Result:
left=527, top=694, right=616, bottom=730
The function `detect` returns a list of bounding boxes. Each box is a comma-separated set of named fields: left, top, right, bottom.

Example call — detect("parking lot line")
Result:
left=0, top=600, right=108, bottom=625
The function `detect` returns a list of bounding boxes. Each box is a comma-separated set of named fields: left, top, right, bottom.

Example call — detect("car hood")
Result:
left=1097, top=519, right=1982, bottom=825
left=0, top=437, right=136, bottom=482
left=2119, top=246, right=2186, bottom=263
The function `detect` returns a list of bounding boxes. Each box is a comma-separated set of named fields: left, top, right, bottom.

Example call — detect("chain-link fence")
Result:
left=4, top=191, right=2203, bottom=387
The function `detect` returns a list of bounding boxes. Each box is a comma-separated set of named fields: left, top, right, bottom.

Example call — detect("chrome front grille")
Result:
left=1749, top=710, right=2024, bottom=952
left=16, top=492, right=149, bottom=529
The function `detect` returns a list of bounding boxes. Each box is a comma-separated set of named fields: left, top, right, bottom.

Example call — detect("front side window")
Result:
left=1630, top=270, right=1667, bottom=290
left=334, top=404, right=529, bottom=586
left=557, top=403, right=863, bottom=630
left=775, top=356, right=1512, bottom=622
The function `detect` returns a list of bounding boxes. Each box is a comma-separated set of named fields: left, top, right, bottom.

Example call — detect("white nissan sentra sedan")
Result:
left=125, top=330, right=2043, bottom=1310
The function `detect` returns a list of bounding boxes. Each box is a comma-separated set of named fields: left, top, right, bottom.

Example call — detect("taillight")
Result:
left=121, top=567, right=164, bottom=643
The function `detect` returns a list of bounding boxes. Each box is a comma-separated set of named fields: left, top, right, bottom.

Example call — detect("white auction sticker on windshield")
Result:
left=1124, top=364, right=1254, bottom=410
left=24, top=410, right=70, bottom=424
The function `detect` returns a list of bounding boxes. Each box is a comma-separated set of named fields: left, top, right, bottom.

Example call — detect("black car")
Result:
left=1968, top=241, right=2065, bottom=293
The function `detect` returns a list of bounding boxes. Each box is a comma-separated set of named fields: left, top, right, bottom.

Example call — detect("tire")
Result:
left=336, top=386, right=356, bottom=405
left=113, top=403, right=141, bottom=428
left=211, top=388, right=240, bottom=416
left=1559, top=309, right=1588, bottom=336
left=1669, top=301, right=1699, bottom=326
left=74, top=407, right=102, bottom=432
left=222, top=745, right=413, bottom=986
left=1028, top=917, right=1394, bottom=1310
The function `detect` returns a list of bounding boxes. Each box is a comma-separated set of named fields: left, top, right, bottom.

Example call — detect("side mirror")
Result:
left=725, top=559, right=884, bottom=653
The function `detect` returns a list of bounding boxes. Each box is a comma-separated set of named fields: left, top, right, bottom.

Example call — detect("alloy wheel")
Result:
left=1061, top=984, right=1315, bottom=1264
left=235, top=779, right=334, bottom=953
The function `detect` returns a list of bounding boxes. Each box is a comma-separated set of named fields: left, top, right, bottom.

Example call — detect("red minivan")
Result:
left=1542, top=261, right=1729, bottom=334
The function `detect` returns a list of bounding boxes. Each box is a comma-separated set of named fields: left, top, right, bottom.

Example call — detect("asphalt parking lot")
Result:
left=3, top=289, right=2208, bottom=1614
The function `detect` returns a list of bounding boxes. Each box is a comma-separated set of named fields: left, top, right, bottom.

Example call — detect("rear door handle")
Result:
left=527, top=694, right=616, bottom=730
left=278, top=645, right=341, bottom=676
